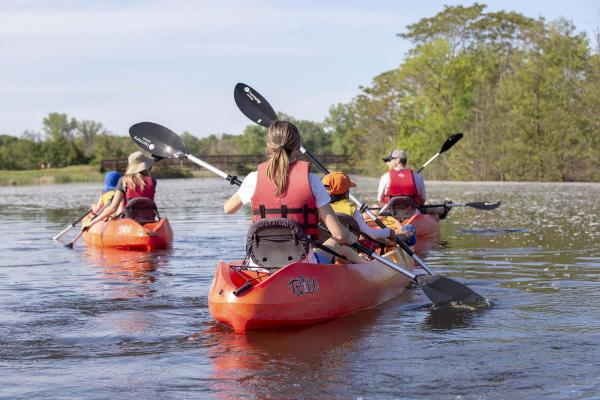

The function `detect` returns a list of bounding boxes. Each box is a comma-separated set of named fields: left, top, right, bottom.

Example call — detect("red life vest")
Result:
left=251, top=160, right=319, bottom=237
left=382, top=168, right=420, bottom=205
left=125, top=176, right=156, bottom=201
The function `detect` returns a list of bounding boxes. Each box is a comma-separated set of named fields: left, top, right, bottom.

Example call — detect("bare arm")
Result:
left=224, top=192, right=243, bottom=214
left=318, top=204, right=357, bottom=245
left=83, top=190, right=124, bottom=229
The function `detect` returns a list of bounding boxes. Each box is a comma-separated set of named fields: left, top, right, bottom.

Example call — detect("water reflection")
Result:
left=203, top=309, right=383, bottom=399
left=83, top=247, right=170, bottom=299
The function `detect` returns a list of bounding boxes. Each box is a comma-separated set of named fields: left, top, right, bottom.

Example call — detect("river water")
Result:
left=1, top=178, right=599, bottom=399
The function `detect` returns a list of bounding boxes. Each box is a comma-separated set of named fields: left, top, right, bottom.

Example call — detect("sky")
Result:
left=1, top=0, right=598, bottom=138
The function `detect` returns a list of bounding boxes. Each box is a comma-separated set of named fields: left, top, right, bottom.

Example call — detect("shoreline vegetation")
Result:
left=1, top=4, right=599, bottom=182
left=2, top=165, right=600, bottom=187
left=0, top=165, right=219, bottom=186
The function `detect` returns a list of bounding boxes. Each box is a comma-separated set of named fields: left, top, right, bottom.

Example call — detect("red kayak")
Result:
left=82, top=216, right=173, bottom=251
left=208, top=249, right=414, bottom=333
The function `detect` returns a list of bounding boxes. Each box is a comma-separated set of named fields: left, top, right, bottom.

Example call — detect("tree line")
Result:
left=1, top=3, right=598, bottom=181
left=325, top=3, right=600, bottom=181
left=0, top=113, right=139, bottom=170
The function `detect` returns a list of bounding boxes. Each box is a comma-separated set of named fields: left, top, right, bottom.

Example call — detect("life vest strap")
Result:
left=252, top=205, right=319, bottom=229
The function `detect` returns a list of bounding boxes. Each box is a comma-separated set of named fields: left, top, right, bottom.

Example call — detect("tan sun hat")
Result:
left=125, top=151, right=154, bottom=175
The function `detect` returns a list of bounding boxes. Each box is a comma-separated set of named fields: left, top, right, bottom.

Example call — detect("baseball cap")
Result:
left=383, top=149, right=408, bottom=162
left=322, top=171, right=356, bottom=195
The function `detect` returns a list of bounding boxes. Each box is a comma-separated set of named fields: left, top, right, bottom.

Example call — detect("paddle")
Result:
left=129, top=122, right=242, bottom=186
left=64, top=229, right=85, bottom=248
left=53, top=208, right=92, bottom=241
left=233, top=82, right=486, bottom=306
left=319, top=225, right=483, bottom=307
left=421, top=201, right=502, bottom=211
left=416, top=133, right=463, bottom=174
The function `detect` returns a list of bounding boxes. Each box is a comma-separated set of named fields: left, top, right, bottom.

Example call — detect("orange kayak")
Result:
left=208, top=249, right=414, bottom=333
left=82, top=217, right=173, bottom=251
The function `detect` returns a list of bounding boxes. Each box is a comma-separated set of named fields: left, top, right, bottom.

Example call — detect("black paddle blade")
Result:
left=466, top=201, right=502, bottom=210
left=234, top=83, right=277, bottom=127
left=129, top=122, right=188, bottom=159
left=416, top=274, right=486, bottom=307
left=440, top=133, right=463, bottom=153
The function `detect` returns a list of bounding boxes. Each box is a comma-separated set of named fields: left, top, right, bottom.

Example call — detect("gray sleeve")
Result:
left=413, top=172, right=426, bottom=203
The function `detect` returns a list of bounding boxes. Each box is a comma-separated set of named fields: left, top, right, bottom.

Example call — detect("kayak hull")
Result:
left=403, top=213, right=441, bottom=240
left=82, top=217, right=173, bottom=251
left=208, top=250, right=414, bottom=333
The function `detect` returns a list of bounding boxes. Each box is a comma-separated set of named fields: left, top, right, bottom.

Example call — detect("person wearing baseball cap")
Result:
left=322, top=171, right=416, bottom=248
left=82, top=151, right=158, bottom=230
left=377, top=149, right=426, bottom=207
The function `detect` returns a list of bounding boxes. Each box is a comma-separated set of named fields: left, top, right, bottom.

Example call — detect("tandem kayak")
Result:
left=208, top=249, right=415, bottom=333
left=82, top=216, right=173, bottom=251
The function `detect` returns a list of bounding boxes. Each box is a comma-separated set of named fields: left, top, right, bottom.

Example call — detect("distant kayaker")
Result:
left=322, top=171, right=416, bottom=246
left=377, top=149, right=426, bottom=207
left=377, top=149, right=450, bottom=218
left=223, top=120, right=361, bottom=263
left=82, top=151, right=157, bottom=230
left=89, top=170, right=122, bottom=217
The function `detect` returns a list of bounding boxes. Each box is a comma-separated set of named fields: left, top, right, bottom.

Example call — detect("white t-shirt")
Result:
left=377, top=168, right=426, bottom=204
left=237, top=171, right=331, bottom=208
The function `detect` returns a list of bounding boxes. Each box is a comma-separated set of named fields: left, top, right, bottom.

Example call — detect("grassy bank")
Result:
left=0, top=165, right=103, bottom=186
left=0, top=165, right=216, bottom=186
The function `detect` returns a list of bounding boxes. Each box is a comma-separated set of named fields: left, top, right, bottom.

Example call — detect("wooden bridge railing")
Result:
left=100, top=154, right=351, bottom=173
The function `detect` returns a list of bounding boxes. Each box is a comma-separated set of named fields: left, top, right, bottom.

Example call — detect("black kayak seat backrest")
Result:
left=380, top=196, right=417, bottom=220
left=125, top=197, right=159, bottom=224
left=246, top=218, right=310, bottom=269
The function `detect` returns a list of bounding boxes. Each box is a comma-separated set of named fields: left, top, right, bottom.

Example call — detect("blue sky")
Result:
left=1, top=0, right=598, bottom=138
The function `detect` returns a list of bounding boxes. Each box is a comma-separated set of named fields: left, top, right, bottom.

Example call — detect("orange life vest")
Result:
left=251, top=160, right=319, bottom=237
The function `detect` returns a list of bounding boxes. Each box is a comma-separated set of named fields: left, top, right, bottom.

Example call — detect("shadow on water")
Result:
left=458, top=227, right=529, bottom=235
left=421, top=304, right=490, bottom=331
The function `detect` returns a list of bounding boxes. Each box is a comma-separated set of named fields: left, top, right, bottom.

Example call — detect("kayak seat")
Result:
left=124, top=197, right=159, bottom=224
left=246, top=218, right=310, bottom=269
left=380, top=196, right=417, bottom=220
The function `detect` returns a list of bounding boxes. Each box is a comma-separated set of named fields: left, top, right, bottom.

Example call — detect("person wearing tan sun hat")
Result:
left=322, top=171, right=416, bottom=246
left=82, top=151, right=158, bottom=230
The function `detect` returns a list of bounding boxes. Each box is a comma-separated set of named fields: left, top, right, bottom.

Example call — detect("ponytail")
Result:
left=265, top=121, right=301, bottom=196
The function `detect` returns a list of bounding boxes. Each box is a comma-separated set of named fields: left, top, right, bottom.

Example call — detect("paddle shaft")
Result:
left=416, top=133, right=463, bottom=174
left=53, top=209, right=92, bottom=241
left=65, top=230, right=85, bottom=248
left=187, top=154, right=242, bottom=185
left=420, top=201, right=501, bottom=211
left=416, top=152, right=440, bottom=174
